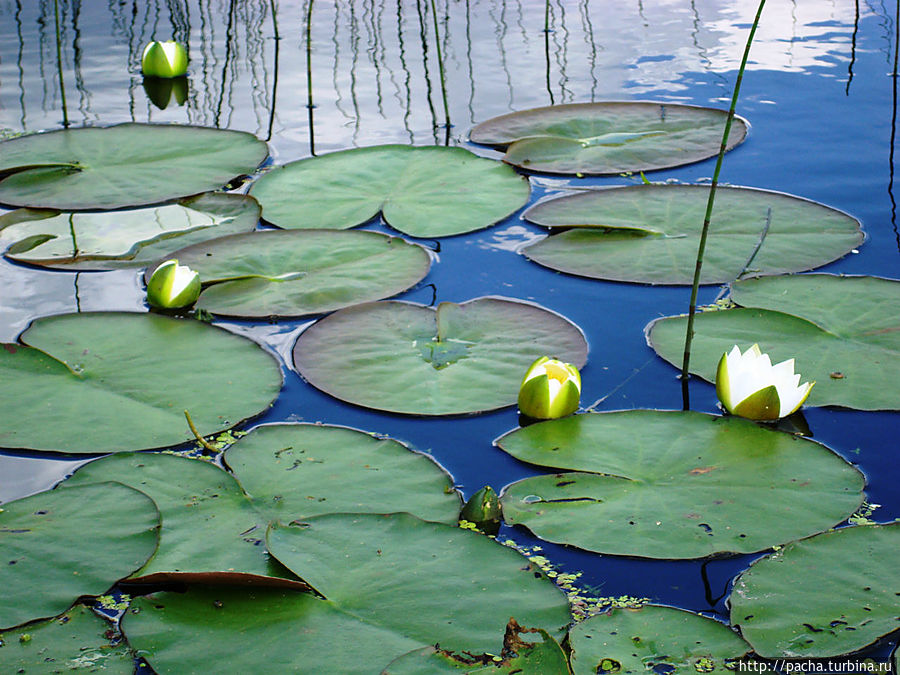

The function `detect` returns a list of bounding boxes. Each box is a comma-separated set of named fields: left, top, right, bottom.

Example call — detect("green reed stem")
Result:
left=680, top=0, right=766, bottom=411
left=428, top=0, right=451, bottom=142
left=53, top=0, right=69, bottom=128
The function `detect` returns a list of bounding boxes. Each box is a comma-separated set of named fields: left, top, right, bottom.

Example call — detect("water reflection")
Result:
left=0, top=0, right=873, bottom=156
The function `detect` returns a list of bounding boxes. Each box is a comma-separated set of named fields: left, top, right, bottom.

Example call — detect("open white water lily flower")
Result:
left=716, top=344, right=814, bottom=421
left=146, top=259, right=201, bottom=310
left=517, top=356, right=581, bottom=420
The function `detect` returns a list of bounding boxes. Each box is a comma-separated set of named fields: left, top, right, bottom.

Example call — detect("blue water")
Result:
left=0, top=0, right=897, bottom=663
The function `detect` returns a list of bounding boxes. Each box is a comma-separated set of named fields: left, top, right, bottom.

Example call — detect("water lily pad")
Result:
left=521, top=185, right=863, bottom=284
left=730, top=523, right=900, bottom=658
left=0, top=605, right=134, bottom=674
left=121, top=513, right=571, bottom=674
left=469, top=102, right=747, bottom=175
left=0, top=312, right=282, bottom=453
left=63, top=424, right=461, bottom=584
left=145, top=229, right=431, bottom=318
left=249, top=145, right=530, bottom=237
left=497, top=411, right=865, bottom=559
left=0, top=483, right=159, bottom=629
left=382, top=619, right=570, bottom=674
left=568, top=605, right=751, bottom=675
left=292, top=297, right=588, bottom=415
left=0, top=123, right=268, bottom=210
left=646, top=275, right=900, bottom=411
left=0, top=193, right=260, bottom=271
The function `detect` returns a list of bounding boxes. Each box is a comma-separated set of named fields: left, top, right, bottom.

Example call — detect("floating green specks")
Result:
left=0, top=193, right=259, bottom=271
left=0, top=312, right=282, bottom=453
left=521, top=185, right=863, bottom=284
left=730, top=522, right=900, bottom=658
left=0, top=483, right=159, bottom=629
left=647, top=274, right=900, bottom=411
left=0, top=605, right=135, bottom=674
left=146, top=229, right=431, bottom=318
left=497, top=411, right=864, bottom=559
left=292, top=297, right=588, bottom=415
left=249, top=144, right=530, bottom=237
left=0, top=124, right=268, bottom=210
left=569, top=605, right=751, bottom=675
left=469, top=102, right=747, bottom=175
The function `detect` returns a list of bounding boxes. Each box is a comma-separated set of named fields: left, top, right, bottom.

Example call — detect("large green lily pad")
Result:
left=145, top=229, right=431, bottom=318
left=0, top=312, right=282, bottom=453
left=730, top=522, right=900, bottom=658
left=0, top=193, right=260, bottom=271
left=469, top=102, right=747, bottom=175
left=292, top=297, right=588, bottom=415
left=568, top=605, right=751, bottom=675
left=0, top=605, right=134, bottom=674
left=647, top=275, right=900, bottom=411
left=249, top=145, right=530, bottom=237
left=0, top=124, right=268, bottom=210
left=521, top=185, right=863, bottom=284
left=0, top=482, right=159, bottom=629
left=121, top=513, right=571, bottom=674
left=382, top=620, right=571, bottom=674
left=497, top=411, right=865, bottom=559
left=64, top=424, right=461, bottom=584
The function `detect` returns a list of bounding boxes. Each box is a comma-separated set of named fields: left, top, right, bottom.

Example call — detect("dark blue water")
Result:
left=0, top=0, right=897, bottom=662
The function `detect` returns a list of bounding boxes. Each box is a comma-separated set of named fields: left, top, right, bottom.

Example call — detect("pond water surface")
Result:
left=0, top=0, right=898, bottom=666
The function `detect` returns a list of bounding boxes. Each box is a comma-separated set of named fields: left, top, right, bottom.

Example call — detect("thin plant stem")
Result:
left=680, top=0, right=766, bottom=411
left=184, top=409, right=218, bottom=453
left=53, top=0, right=69, bottom=128
left=428, top=0, right=451, bottom=143
left=305, top=0, right=316, bottom=154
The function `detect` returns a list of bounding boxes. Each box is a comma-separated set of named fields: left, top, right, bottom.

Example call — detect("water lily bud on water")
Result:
left=517, top=356, right=581, bottom=420
left=459, top=485, right=502, bottom=536
left=716, top=344, right=814, bottom=421
left=141, top=40, right=188, bottom=78
left=147, top=259, right=201, bottom=309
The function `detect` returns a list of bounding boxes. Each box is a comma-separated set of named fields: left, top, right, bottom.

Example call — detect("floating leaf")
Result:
left=64, top=424, right=461, bottom=583
left=646, top=275, right=900, bottom=411
left=730, top=523, right=900, bottom=658
left=292, top=297, right=588, bottom=415
left=1, top=193, right=259, bottom=271
left=145, top=229, right=431, bottom=318
left=521, top=185, right=863, bottom=284
left=249, top=145, right=530, bottom=237
left=0, top=312, right=281, bottom=453
left=568, top=605, right=751, bottom=675
left=469, top=102, right=747, bottom=175
left=119, top=514, right=571, bottom=673
left=382, top=619, right=571, bottom=674
left=0, top=123, right=268, bottom=210
left=0, top=483, right=159, bottom=629
left=0, top=605, right=134, bottom=674
left=497, top=411, right=865, bottom=559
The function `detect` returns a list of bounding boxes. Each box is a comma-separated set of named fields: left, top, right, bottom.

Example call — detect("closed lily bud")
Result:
left=141, top=40, right=189, bottom=78
left=146, top=259, right=201, bottom=310
left=459, top=485, right=502, bottom=536
left=517, top=356, right=581, bottom=420
left=716, top=344, right=814, bottom=421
